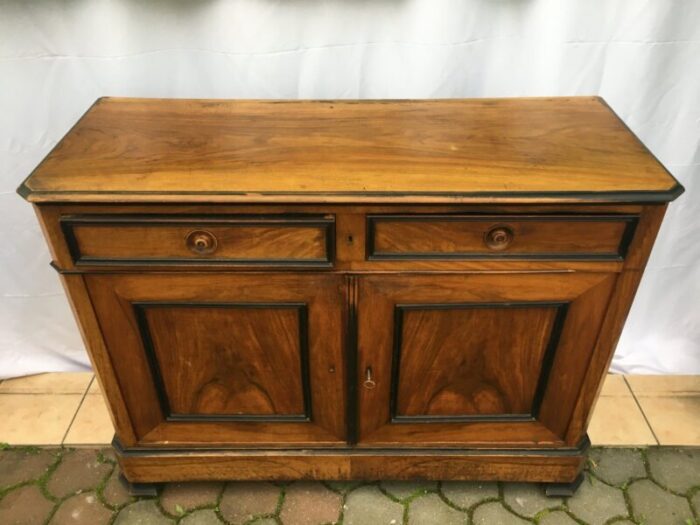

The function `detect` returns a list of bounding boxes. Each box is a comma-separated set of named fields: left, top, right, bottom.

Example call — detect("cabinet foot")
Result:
left=544, top=473, right=584, bottom=497
left=119, top=473, right=160, bottom=497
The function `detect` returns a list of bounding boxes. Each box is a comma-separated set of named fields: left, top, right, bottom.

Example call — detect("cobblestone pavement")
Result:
left=0, top=446, right=698, bottom=525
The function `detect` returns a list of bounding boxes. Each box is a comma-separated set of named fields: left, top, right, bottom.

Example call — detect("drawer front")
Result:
left=367, top=214, right=637, bottom=261
left=61, top=215, right=334, bottom=266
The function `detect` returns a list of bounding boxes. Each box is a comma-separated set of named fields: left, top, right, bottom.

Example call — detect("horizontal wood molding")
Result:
left=114, top=437, right=588, bottom=483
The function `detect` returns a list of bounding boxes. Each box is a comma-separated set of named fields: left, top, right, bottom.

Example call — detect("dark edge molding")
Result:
left=367, top=214, right=640, bottom=262
left=530, top=304, right=570, bottom=419
left=389, top=301, right=568, bottom=424
left=59, top=214, right=335, bottom=268
left=132, top=301, right=312, bottom=423
left=112, top=433, right=591, bottom=456
left=20, top=186, right=685, bottom=203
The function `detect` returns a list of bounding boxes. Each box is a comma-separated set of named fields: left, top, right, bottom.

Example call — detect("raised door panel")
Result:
left=136, top=303, right=309, bottom=420
left=394, top=304, right=563, bottom=420
left=356, top=273, right=617, bottom=447
left=85, top=273, right=346, bottom=446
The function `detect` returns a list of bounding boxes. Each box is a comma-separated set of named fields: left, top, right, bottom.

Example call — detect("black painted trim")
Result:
left=133, top=301, right=313, bottom=423
left=367, top=213, right=639, bottom=261
left=389, top=301, right=569, bottom=424
left=20, top=185, right=684, bottom=203
left=531, top=304, right=569, bottom=419
left=59, top=214, right=335, bottom=267
left=112, top=434, right=590, bottom=456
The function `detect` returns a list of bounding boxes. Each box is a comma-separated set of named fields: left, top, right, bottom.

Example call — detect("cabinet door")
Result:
left=85, top=273, right=346, bottom=446
left=356, top=273, right=617, bottom=447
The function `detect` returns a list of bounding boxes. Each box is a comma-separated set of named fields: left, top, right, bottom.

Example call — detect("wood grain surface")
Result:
left=142, top=305, right=307, bottom=418
left=65, top=215, right=331, bottom=264
left=19, top=97, right=681, bottom=203
left=356, top=272, right=616, bottom=446
left=395, top=305, right=558, bottom=418
left=369, top=214, right=635, bottom=259
left=84, top=273, right=347, bottom=446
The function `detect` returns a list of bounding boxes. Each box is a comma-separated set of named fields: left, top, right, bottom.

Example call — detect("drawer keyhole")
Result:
left=186, top=230, right=218, bottom=255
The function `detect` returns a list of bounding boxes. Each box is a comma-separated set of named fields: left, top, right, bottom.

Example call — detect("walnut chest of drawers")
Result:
left=19, top=97, right=683, bottom=495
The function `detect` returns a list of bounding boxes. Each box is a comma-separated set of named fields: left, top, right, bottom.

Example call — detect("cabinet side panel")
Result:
left=564, top=205, right=667, bottom=445
left=58, top=273, right=137, bottom=445
left=33, top=204, right=137, bottom=445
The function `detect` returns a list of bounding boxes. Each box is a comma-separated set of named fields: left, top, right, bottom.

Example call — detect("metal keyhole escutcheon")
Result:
left=364, top=367, right=376, bottom=389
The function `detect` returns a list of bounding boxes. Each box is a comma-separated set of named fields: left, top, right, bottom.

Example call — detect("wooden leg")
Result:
left=119, top=472, right=160, bottom=497
left=544, top=472, right=584, bottom=497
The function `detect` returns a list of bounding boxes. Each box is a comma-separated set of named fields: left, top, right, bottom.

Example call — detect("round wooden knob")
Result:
left=484, top=225, right=513, bottom=251
left=186, top=230, right=218, bottom=255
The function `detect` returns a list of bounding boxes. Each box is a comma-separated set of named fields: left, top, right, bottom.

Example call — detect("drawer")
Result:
left=60, top=214, right=334, bottom=266
left=367, top=214, right=638, bottom=261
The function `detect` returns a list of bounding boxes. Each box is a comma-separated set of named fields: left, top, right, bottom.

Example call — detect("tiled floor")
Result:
left=0, top=372, right=699, bottom=446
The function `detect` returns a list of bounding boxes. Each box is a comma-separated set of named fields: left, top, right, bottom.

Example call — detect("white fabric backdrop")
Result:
left=1, top=0, right=698, bottom=379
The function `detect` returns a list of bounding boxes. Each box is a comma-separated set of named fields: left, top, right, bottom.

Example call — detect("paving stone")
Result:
left=440, top=481, right=498, bottom=510
left=114, top=500, right=172, bottom=524
left=0, top=484, right=55, bottom=525
left=647, top=448, right=700, bottom=494
left=0, top=448, right=57, bottom=489
left=326, top=480, right=363, bottom=493
left=567, top=474, right=628, bottom=525
left=50, top=492, right=113, bottom=524
left=180, top=509, right=222, bottom=524
left=692, top=491, right=700, bottom=516
left=537, top=510, right=578, bottom=525
left=219, top=482, right=280, bottom=524
left=99, top=447, right=117, bottom=463
left=502, top=482, right=561, bottom=518
left=627, top=479, right=694, bottom=525
left=279, top=481, right=342, bottom=525
left=381, top=480, right=437, bottom=500
left=102, top=468, right=131, bottom=508
left=249, top=519, right=277, bottom=525
left=160, top=482, right=222, bottom=515
left=407, top=493, right=466, bottom=525
left=47, top=449, right=112, bottom=498
left=589, top=448, right=647, bottom=487
left=472, top=501, right=529, bottom=524
left=343, top=485, right=403, bottom=525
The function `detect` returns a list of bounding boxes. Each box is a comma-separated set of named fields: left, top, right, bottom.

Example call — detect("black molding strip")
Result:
left=59, top=213, right=335, bottom=267
left=19, top=185, right=684, bottom=203
left=112, top=434, right=590, bottom=456
left=389, top=301, right=569, bottom=424
left=133, top=301, right=312, bottom=423
left=366, top=213, right=639, bottom=261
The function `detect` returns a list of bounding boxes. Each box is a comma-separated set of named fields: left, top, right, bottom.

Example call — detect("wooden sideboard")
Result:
left=19, top=97, right=682, bottom=496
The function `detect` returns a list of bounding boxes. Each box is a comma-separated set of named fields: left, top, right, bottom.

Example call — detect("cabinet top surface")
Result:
left=20, top=97, right=682, bottom=204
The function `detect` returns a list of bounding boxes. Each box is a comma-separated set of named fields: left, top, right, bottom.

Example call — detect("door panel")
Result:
left=394, top=303, right=564, bottom=420
left=136, top=303, right=309, bottom=420
left=85, top=273, right=346, bottom=446
left=357, top=273, right=616, bottom=447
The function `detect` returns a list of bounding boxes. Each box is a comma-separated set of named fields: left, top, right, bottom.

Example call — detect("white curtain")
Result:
left=1, top=0, right=698, bottom=379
